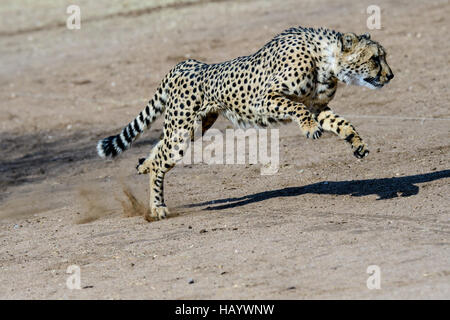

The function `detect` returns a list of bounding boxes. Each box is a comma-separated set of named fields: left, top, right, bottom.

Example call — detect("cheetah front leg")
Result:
left=317, top=107, right=369, bottom=158
left=262, top=92, right=323, bottom=139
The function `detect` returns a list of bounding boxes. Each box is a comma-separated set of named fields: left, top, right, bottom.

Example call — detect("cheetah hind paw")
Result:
left=145, top=205, right=169, bottom=221
left=136, top=158, right=151, bottom=174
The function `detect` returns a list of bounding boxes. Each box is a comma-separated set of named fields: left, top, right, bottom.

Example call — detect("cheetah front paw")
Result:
left=136, top=158, right=151, bottom=174
left=353, top=143, right=370, bottom=159
left=300, top=119, right=323, bottom=140
left=145, top=205, right=169, bottom=221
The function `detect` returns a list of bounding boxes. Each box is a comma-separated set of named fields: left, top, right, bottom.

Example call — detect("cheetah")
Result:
left=97, top=27, right=394, bottom=221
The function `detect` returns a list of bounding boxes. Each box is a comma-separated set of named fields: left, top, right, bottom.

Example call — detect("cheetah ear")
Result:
left=341, top=33, right=358, bottom=51
left=359, top=32, right=371, bottom=40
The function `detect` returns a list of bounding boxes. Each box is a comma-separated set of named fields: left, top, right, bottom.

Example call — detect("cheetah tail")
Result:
left=96, top=84, right=168, bottom=158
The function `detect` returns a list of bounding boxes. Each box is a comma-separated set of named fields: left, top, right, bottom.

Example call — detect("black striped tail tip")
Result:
left=97, top=135, right=122, bottom=158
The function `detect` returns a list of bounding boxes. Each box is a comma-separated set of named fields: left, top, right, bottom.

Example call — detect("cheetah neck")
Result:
left=314, top=31, right=341, bottom=83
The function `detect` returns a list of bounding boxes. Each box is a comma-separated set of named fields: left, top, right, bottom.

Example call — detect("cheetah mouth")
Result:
left=364, top=77, right=384, bottom=88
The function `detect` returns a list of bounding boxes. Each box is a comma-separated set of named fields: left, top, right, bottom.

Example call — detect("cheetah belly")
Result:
left=221, top=109, right=290, bottom=129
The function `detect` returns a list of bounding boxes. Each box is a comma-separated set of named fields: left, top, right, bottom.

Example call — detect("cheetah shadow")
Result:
left=185, top=170, right=450, bottom=211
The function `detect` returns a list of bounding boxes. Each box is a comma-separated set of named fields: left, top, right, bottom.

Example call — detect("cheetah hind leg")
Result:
left=137, top=115, right=199, bottom=221
left=135, top=141, right=170, bottom=220
left=139, top=167, right=170, bottom=221
left=141, top=159, right=172, bottom=221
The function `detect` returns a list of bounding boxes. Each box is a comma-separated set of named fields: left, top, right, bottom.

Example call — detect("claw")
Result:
left=312, top=129, right=323, bottom=139
left=353, top=146, right=369, bottom=159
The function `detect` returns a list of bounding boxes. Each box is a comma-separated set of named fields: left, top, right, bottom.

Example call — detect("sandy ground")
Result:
left=0, top=0, right=449, bottom=299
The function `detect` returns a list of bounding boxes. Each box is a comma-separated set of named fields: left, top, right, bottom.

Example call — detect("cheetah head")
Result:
left=335, top=32, right=393, bottom=89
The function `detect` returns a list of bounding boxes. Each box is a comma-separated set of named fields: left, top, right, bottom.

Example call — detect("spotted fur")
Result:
left=97, top=27, right=393, bottom=220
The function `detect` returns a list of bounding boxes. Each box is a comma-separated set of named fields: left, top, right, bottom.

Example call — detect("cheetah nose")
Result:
left=387, top=73, right=394, bottom=81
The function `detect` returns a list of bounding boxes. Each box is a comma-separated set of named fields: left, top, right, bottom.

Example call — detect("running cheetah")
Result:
left=97, top=27, right=394, bottom=220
